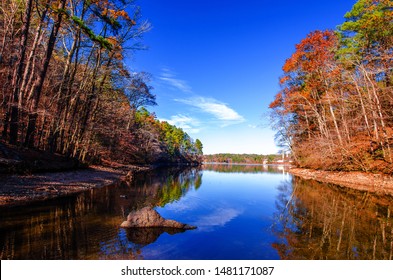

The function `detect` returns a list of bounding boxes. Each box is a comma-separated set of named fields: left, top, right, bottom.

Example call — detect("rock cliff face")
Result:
left=120, top=207, right=196, bottom=229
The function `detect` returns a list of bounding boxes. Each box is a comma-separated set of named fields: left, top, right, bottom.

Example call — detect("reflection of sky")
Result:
left=115, top=166, right=287, bottom=259
left=162, top=191, right=201, bottom=212
left=89, top=164, right=393, bottom=260
left=193, top=207, right=243, bottom=231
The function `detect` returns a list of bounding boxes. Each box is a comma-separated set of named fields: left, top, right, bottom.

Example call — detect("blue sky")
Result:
left=131, top=0, right=356, bottom=154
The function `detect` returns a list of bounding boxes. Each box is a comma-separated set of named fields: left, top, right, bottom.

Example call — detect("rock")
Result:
left=120, top=207, right=196, bottom=229
left=124, top=170, right=134, bottom=181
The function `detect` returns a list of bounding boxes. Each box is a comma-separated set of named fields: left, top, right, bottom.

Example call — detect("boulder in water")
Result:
left=120, top=207, right=196, bottom=230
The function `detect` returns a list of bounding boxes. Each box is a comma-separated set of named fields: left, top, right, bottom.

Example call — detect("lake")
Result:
left=0, top=164, right=392, bottom=260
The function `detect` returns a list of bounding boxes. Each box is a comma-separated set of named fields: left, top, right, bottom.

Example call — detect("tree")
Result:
left=124, top=72, right=156, bottom=129
left=8, top=0, right=33, bottom=144
left=270, top=30, right=343, bottom=166
left=0, top=0, right=202, bottom=166
left=339, top=0, right=393, bottom=58
left=269, top=0, right=393, bottom=172
left=195, top=139, right=203, bottom=155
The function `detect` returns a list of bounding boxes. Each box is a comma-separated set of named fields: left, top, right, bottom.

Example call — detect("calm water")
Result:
left=1, top=165, right=392, bottom=260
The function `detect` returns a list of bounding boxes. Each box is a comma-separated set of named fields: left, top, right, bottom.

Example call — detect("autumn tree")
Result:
left=130, top=107, right=202, bottom=164
left=270, top=30, right=344, bottom=167
left=0, top=0, right=203, bottom=166
left=269, top=0, right=393, bottom=172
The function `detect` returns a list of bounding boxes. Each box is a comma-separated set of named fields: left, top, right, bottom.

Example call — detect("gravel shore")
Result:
left=289, top=168, right=393, bottom=196
left=0, top=165, right=150, bottom=207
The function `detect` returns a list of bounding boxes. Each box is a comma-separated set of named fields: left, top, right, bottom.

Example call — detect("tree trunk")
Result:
left=9, top=0, right=33, bottom=144
left=24, top=0, right=66, bottom=147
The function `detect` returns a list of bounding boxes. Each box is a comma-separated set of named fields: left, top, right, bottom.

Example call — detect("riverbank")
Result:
left=289, top=168, right=393, bottom=196
left=0, top=141, right=202, bottom=207
left=0, top=164, right=152, bottom=207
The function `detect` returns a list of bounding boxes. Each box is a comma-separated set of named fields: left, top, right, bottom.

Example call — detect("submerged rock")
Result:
left=120, top=207, right=196, bottom=229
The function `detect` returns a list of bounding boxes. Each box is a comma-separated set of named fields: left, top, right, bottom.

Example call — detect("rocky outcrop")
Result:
left=120, top=207, right=196, bottom=229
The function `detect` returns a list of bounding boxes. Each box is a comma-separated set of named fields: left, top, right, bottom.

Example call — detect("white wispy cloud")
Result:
left=160, top=114, right=201, bottom=133
left=175, top=97, right=245, bottom=126
left=158, top=68, right=244, bottom=128
left=159, top=68, right=192, bottom=93
left=193, top=207, right=243, bottom=231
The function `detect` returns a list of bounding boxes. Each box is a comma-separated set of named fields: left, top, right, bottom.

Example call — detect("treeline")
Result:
left=270, top=0, right=393, bottom=173
left=203, top=153, right=286, bottom=164
left=203, top=164, right=286, bottom=174
left=128, top=108, right=203, bottom=164
left=0, top=0, right=202, bottom=165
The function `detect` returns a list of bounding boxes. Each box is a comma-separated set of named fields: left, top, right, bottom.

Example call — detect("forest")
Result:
left=203, top=153, right=287, bottom=164
left=270, top=0, right=393, bottom=173
left=0, top=0, right=203, bottom=166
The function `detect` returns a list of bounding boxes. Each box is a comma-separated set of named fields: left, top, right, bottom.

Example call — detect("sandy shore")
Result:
left=289, top=168, right=393, bottom=196
left=0, top=165, right=150, bottom=207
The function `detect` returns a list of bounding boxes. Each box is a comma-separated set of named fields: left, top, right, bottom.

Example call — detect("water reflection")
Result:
left=125, top=227, right=188, bottom=246
left=193, top=207, right=243, bottom=231
left=1, top=165, right=393, bottom=260
left=203, top=163, right=289, bottom=174
left=119, top=167, right=202, bottom=211
left=0, top=167, right=202, bottom=259
left=0, top=187, right=123, bottom=259
left=273, top=177, right=393, bottom=260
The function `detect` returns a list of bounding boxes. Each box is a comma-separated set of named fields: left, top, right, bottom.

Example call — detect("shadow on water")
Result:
left=273, top=176, right=393, bottom=260
left=0, top=167, right=202, bottom=259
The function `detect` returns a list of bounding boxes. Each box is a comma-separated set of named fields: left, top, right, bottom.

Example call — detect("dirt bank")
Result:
left=0, top=165, right=151, bottom=207
left=289, top=168, right=393, bottom=196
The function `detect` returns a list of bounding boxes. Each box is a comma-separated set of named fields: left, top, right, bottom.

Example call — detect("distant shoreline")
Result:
left=202, top=162, right=292, bottom=166
left=289, top=168, right=393, bottom=197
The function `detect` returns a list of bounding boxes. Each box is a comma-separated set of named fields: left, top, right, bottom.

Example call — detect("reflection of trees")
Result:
left=118, top=167, right=202, bottom=210
left=116, top=167, right=202, bottom=254
left=203, top=164, right=288, bottom=174
left=0, top=167, right=202, bottom=259
left=0, top=188, right=124, bottom=259
left=157, top=168, right=201, bottom=206
left=273, top=177, right=393, bottom=259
